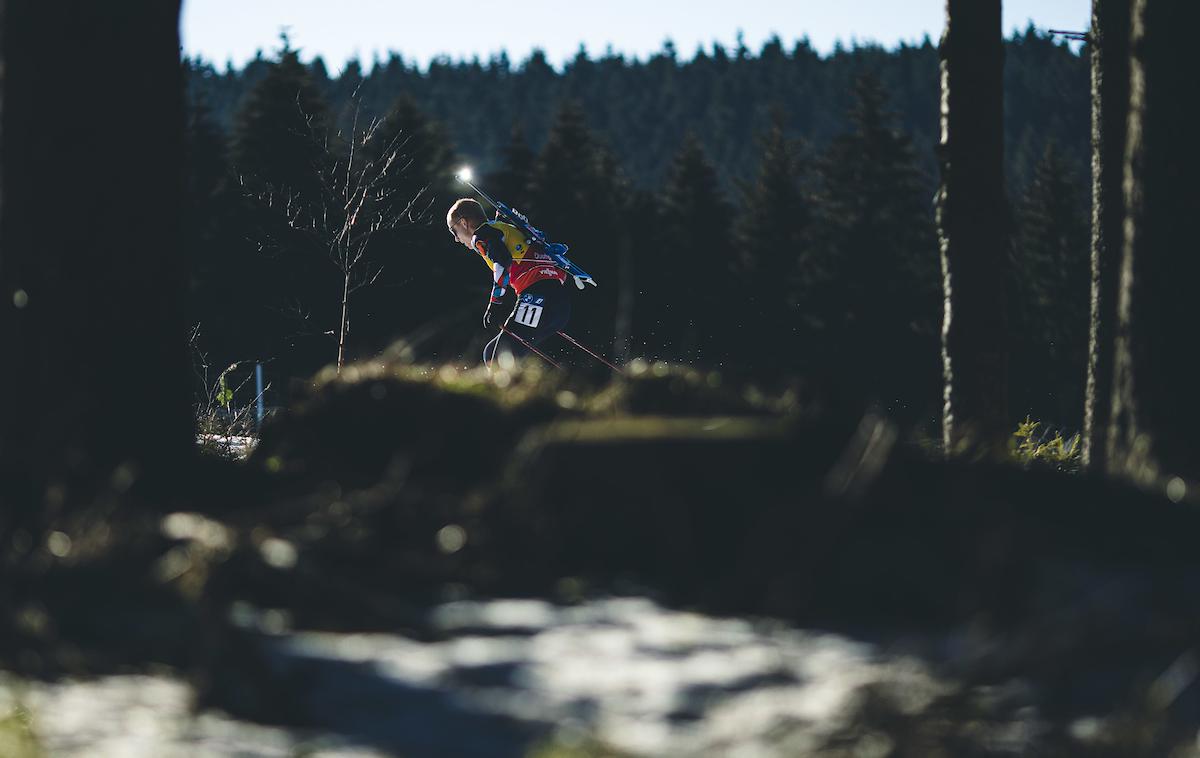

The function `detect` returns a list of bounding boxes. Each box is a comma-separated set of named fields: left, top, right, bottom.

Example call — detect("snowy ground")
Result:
left=2, top=675, right=388, bottom=758
left=2, top=598, right=972, bottom=758
left=12, top=593, right=1184, bottom=756
left=196, top=433, right=257, bottom=459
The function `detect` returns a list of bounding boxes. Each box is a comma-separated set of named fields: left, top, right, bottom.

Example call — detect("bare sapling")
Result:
left=242, top=88, right=431, bottom=372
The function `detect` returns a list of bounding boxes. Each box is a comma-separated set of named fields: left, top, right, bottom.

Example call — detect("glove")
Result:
left=483, top=301, right=504, bottom=329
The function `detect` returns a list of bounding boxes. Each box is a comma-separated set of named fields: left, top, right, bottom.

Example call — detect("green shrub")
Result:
left=1010, top=416, right=1081, bottom=471
left=195, top=362, right=263, bottom=460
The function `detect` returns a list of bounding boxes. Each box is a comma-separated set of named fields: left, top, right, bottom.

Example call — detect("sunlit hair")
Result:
left=447, top=198, right=487, bottom=230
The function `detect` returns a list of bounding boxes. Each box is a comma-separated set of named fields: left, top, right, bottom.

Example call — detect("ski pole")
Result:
left=499, top=326, right=562, bottom=369
left=556, top=331, right=622, bottom=374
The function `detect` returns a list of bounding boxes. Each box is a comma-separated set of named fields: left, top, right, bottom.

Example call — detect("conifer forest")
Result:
left=3, top=1, right=1200, bottom=755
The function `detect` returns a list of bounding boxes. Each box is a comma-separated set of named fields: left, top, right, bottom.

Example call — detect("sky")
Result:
left=181, top=0, right=1092, bottom=72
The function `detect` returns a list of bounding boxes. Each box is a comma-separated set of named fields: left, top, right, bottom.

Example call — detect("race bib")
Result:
left=513, top=302, right=543, bottom=328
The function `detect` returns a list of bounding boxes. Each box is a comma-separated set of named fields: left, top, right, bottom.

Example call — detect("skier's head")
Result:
left=447, top=198, right=487, bottom=248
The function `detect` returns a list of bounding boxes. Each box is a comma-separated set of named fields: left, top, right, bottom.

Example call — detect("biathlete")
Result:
left=446, top=197, right=572, bottom=367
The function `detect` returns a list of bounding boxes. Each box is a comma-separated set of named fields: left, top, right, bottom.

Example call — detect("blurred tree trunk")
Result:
left=1107, top=0, right=1200, bottom=492
left=936, top=0, right=1009, bottom=456
left=0, top=1, right=190, bottom=522
left=1082, top=0, right=1131, bottom=472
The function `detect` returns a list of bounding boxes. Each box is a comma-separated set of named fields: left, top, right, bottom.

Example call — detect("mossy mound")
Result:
left=584, top=360, right=813, bottom=417
left=247, top=359, right=814, bottom=494
left=471, top=415, right=850, bottom=599
left=248, top=360, right=581, bottom=491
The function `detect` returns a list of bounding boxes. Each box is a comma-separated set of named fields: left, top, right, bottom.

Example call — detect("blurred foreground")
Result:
left=3, top=359, right=1199, bottom=756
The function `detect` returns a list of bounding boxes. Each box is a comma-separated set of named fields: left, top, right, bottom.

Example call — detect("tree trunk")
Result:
left=1107, top=0, right=1200, bottom=493
left=0, top=0, right=190, bottom=521
left=1082, top=0, right=1132, bottom=472
left=338, top=271, right=350, bottom=372
left=937, top=0, right=1010, bottom=456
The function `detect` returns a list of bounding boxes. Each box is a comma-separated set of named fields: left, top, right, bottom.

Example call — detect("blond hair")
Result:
left=446, top=198, right=487, bottom=229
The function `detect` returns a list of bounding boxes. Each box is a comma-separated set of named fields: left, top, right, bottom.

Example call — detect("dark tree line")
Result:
left=186, top=28, right=1090, bottom=197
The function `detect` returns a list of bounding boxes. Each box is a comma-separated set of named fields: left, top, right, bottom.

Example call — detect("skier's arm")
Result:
left=472, top=224, right=513, bottom=303
left=473, top=225, right=512, bottom=328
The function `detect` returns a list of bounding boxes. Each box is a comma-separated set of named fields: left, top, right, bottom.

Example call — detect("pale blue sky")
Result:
left=182, top=0, right=1091, bottom=71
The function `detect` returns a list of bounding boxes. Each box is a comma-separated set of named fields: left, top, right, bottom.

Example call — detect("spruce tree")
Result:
left=183, top=90, right=258, bottom=388
left=813, top=74, right=940, bottom=418
left=319, top=94, right=443, bottom=372
left=1011, top=142, right=1090, bottom=428
left=623, top=188, right=661, bottom=361
left=351, top=94, right=468, bottom=362
left=528, top=102, right=625, bottom=355
left=231, top=36, right=330, bottom=198
left=654, top=133, right=733, bottom=363
left=183, top=92, right=229, bottom=285
left=599, top=150, right=637, bottom=363
left=229, top=38, right=336, bottom=378
left=528, top=102, right=605, bottom=236
left=363, top=93, right=458, bottom=206
left=731, top=112, right=810, bottom=371
left=487, top=125, right=536, bottom=211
